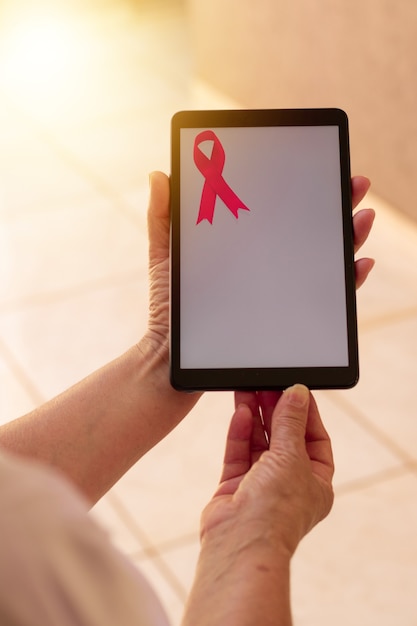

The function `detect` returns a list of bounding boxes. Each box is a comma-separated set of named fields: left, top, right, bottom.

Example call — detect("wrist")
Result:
left=183, top=528, right=292, bottom=626
left=201, top=518, right=293, bottom=571
left=138, top=324, right=169, bottom=365
left=200, top=496, right=297, bottom=564
left=134, top=333, right=202, bottom=429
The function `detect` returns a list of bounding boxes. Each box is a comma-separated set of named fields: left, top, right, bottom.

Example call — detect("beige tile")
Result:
left=157, top=539, right=200, bottom=603
left=314, top=390, right=401, bottom=489
left=291, top=472, right=417, bottom=625
left=101, top=490, right=198, bottom=623
left=130, top=555, right=185, bottom=626
left=335, top=315, right=417, bottom=461
left=0, top=351, right=40, bottom=423
left=90, top=493, right=145, bottom=556
left=0, top=137, right=95, bottom=218
left=0, top=193, right=148, bottom=308
left=111, top=391, right=234, bottom=545
left=139, top=540, right=201, bottom=626
left=0, top=97, right=40, bottom=156
left=121, top=184, right=154, bottom=222
left=53, top=112, right=172, bottom=193
left=355, top=191, right=417, bottom=325
left=0, top=278, right=149, bottom=399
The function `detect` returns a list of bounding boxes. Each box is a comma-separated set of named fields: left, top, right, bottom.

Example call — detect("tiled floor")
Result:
left=1, top=1, right=417, bottom=624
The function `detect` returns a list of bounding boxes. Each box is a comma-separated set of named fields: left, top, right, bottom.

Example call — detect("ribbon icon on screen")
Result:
left=193, top=130, right=250, bottom=224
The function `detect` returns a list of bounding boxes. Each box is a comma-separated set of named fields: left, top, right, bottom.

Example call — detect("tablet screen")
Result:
left=170, top=109, right=358, bottom=390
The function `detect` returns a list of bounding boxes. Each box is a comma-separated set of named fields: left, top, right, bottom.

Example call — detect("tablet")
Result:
left=170, top=108, right=358, bottom=391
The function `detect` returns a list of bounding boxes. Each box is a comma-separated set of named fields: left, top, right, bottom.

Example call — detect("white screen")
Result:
left=179, top=125, right=348, bottom=369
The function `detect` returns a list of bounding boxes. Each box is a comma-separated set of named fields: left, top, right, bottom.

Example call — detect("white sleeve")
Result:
left=0, top=450, right=171, bottom=626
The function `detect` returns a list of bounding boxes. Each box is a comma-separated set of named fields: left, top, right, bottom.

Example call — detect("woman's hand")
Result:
left=201, top=385, right=334, bottom=555
left=182, top=386, right=334, bottom=626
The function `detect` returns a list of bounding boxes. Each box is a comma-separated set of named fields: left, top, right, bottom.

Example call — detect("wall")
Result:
left=188, top=0, right=417, bottom=222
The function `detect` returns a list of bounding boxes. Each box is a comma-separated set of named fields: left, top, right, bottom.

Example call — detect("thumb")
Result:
left=269, top=384, right=310, bottom=453
left=147, top=171, right=170, bottom=262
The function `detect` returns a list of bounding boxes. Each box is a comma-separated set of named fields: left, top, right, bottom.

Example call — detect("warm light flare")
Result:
left=2, top=16, right=76, bottom=84
left=0, top=7, right=90, bottom=102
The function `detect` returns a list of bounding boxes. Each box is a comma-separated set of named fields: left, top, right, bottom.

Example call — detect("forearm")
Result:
left=0, top=336, right=200, bottom=504
left=182, top=531, right=293, bottom=626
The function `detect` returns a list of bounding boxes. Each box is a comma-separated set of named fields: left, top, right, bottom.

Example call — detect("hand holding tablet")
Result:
left=170, top=109, right=364, bottom=391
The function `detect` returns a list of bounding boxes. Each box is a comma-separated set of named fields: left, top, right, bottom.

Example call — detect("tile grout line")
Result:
left=106, top=490, right=189, bottom=604
left=0, top=90, right=148, bottom=228
left=0, top=337, right=45, bottom=407
left=0, top=268, right=148, bottom=316
left=332, top=390, right=416, bottom=466
left=334, top=462, right=417, bottom=498
left=131, top=531, right=199, bottom=563
left=358, top=305, right=417, bottom=333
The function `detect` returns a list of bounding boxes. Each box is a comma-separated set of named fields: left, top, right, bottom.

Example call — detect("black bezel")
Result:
left=170, top=108, right=358, bottom=391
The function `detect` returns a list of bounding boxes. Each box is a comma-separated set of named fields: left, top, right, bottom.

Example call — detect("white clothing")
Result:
left=0, top=449, right=170, bottom=626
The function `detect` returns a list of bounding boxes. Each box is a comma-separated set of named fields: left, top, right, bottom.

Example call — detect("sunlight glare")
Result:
left=0, top=8, right=89, bottom=99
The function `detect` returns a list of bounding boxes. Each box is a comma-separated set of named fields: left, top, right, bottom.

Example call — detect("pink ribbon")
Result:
left=193, top=130, right=250, bottom=224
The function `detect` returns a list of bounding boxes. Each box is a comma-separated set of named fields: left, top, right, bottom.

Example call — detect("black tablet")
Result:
left=170, top=108, right=358, bottom=391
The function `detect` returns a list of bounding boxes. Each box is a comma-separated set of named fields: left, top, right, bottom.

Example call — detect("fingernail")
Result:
left=285, top=384, right=309, bottom=408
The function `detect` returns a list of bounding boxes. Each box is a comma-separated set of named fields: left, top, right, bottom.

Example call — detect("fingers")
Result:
left=355, top=257, right=375, bottom=289
left=269, top=384, right=310, bottom=453
left=353, top=208, right=375, bottom=253
left=305, top=394, right=334, bottom=483
left=148, top=171, right=170, bottom=218
left=234, top=391, right=283, bottom=451
left=215, top=404, right=253, bottom=495
left=258, top=391, right=282, bottom=437
left=351, top=176, right=371, bottom=209
left=351, top=184, right=375, bottom=290
left=234, top=390, right=258, bottom=413
left=147, top=171, right=170, bottom=261
left=268, top=386, right=334, bottom=487
left=234, top=391, right=269, bottom=451
left=304, top=393, right=329, bottom=442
